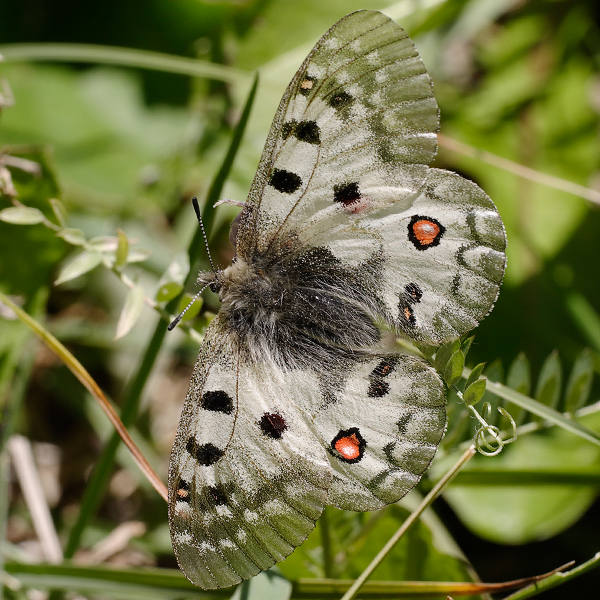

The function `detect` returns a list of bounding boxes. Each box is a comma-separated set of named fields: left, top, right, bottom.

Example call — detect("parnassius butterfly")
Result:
left=168, top=10, right=506, bottom=589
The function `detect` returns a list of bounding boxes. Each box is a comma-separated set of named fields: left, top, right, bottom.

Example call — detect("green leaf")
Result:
left=0, top=205, right=45, bottom=224
left=443, top=350, right=464, bottom=386
left=56, top=227, right=87, bottom=246
left=465, top=362, right=486, bottom=390
left=463, top=379, right=487, bottom=406
left=535, top=350, right=562, bottom=410
left=231, top=570, right=292, bottom=600
left=564, top=348, right=594, bottom=414
left=115, top=228, right=129, bottom=269
left=114, top=284, right=146, bottom=340
left=55, top=250, right=103, bottom=284
left=434, top=339, right=460, bottom=373
left=461, top=336, right=474, bottom=360
left=49, top=197, right=68, bottom=227
left=506, top=352, right=531, bottom=396
left=155, top=281, right=183, bottom=304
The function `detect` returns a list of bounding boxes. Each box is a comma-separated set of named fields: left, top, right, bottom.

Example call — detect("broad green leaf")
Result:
left=57, top=227, right=87, bottom=246
left=0, top=205, right=45, bottom=224
left=114, top=284, right=146, bottom=340
left=55, top=250, right=103, bottom=284
left=564, top=349, right=594, bottom=414
left=535, top=350, right=562, bottom=410
left=437, top=411, right=600, bottom=544
left=465, top=362, right=486, bottom=389
left=464, top=379, right=487, bottom=406
left=231, top=570, right=292, bottom=600
left=156, top=281, right=183, bottom=304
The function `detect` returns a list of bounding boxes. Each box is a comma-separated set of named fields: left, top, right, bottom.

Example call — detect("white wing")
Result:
left=168, top=316, right=331, bottom=589
left=305, top=354, right=446, bottom=511
left=236, top=10, right=439, bottom=256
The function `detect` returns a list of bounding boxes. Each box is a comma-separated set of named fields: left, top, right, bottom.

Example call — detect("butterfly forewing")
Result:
left=236, top=10, right=439, bottom=256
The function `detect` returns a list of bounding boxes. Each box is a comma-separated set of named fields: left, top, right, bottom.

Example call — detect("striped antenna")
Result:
left=168, top=197, right=216, bottom=331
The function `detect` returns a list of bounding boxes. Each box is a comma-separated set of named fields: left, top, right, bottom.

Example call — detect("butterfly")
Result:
left=168, top=10, right=506, bottom=589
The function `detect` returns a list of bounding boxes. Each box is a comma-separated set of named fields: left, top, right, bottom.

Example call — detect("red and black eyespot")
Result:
left=259, top=412, right=289, bottom=439
left=408, top=215, right=445, bottom=250
left=201, top=390, right=234, bottom=414
left=176, top=478, right=191, bottom=503
left=330, top=428, right=366, bottom=463
left=269, top=168, right=302, bottom=194
left=186, top=438, right=224, bottom=466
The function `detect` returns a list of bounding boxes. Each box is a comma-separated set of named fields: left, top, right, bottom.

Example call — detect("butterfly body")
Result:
left=169, top=10, right=506, bottom=589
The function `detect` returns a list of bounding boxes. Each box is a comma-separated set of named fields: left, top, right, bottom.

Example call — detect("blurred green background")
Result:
left=1, top=0, right=600, bottom=598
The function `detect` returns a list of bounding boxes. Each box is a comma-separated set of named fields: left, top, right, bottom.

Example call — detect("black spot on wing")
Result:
left=404, top=283, right=423, bottom=304
left=368, top=379, right=390, bottom=398
left=333, top=182, right=361, bottom=206
left=281, top=120, right=321, bottom=145
left=295, top=120, right=320, bottom=145
left=186, top=438, right=224, bottom=466
left=368, top=356, right=397, bottom=397
left=281, top=119, right=297, bottom=140
left=201, top=390, right=234, bottom=414
left=371, top=357, right=398, bottom=378
left=396, top=414, right=411, bottom=436
left=328, top=90, right=354, bottom=110
left=205, top=484, right=228, bottom=507
left=269, top=168, right=302, bottom=194
left=259, top=412, right=288, bottom=439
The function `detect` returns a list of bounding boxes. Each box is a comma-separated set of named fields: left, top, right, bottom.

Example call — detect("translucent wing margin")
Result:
left=168, top=317, right=331, bottom=589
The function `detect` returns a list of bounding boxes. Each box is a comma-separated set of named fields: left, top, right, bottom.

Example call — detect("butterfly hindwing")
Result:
left=168, top=317, right=331, bottom=589
left=236, top=10, right=439, bottom=256
left=302, top=168, right=506, bottom=345
left=308, top=354, right=446, bottom=511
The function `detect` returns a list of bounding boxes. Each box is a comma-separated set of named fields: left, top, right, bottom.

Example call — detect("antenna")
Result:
left=167, top=197, right=216, bottom=331
left=192, top=197, right=216, bottom=273
left=167, top=281, right=212, bottom=331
